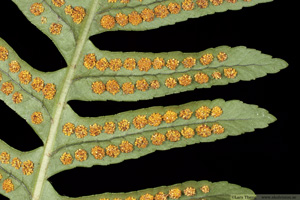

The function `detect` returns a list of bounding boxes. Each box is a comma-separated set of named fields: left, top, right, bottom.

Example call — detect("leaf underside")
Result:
left=0, top=0, right=287, bottom=199
left=61, top=180, right=256, bottom=200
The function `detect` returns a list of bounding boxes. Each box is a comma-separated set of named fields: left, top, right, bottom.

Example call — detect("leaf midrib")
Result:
left=98, top=0, right=166, bottom=15
left=72, top=63, right=269, bottom=81
left=31, top=1, right=100, bottom=199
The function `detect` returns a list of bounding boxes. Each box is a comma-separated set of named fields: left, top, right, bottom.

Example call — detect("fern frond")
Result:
left=0, top=0, right=286, bottom=199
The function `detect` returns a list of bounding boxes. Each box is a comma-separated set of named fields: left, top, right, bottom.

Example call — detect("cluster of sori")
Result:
left=91, top=68, right=237, bottom=95
left=0, top=176, right=14, bottom=194
left=96, top=184, right=210, bottom=200
left=0, top=46, right=57, bottom=102
left=29, top=1, right=86, bottom=35
left=62, top=105, right=223, bottom=138
left=84, top=52, right=228, bottom=71
left=107, top=0, right=142, bottom=3
left=86, top=52, right=237, bottom=96
left=60, top=121, right=224, bottom=163
left=0, top=152, right=35, bottom=193
left=60, top=106, right=224, bottom=166
left=0, top=46, right=55, bottom=125
left=101, top=0, right=252, bottom=29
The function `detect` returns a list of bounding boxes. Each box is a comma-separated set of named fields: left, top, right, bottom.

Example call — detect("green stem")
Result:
left=31, top=1, right=99, bottom=199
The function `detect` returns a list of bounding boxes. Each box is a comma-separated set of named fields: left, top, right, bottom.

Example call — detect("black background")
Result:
left=0, top=0, right=299, bottom=199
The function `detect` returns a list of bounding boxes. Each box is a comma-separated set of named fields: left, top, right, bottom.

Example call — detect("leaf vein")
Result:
left=72, top=63, right=267, bottom=81
left=0, top=165, right=32, bottom=199
left=97, top=0, right=166, bottom=15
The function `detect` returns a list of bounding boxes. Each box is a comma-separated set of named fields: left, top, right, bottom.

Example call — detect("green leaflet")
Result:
left=0, top=38, right=67, bottom=143
left=10, top=0, right=76, bottom=64
left=69, top=44, right=287, bottom=101
left=48, top=99, right=275, bottom=177
left=0, top=0, right=286, bottom=199
left=92, top=0, right=273, bottom=34
left=60, top=181, right=256, bottom=200
left=0, top=139, right=43, bottom=199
